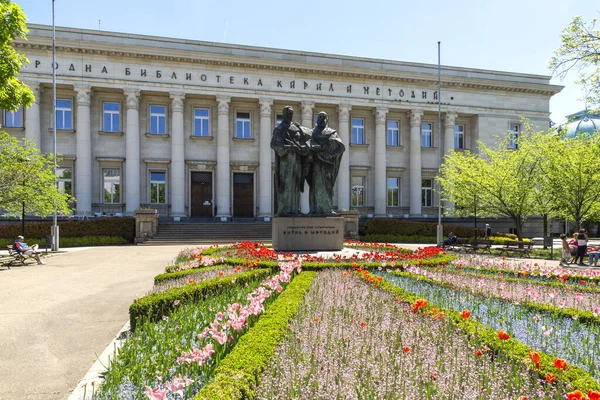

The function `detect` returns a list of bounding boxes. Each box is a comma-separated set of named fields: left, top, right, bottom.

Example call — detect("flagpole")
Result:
left=436, top=41, right=443, bottom=247
left=51, top=0, right=59, bottom=251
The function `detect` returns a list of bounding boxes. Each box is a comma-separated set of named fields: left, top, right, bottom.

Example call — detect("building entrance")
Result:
left=191, top=172, right=213, bottom=217
left=233, top=173, right=254, bottom=217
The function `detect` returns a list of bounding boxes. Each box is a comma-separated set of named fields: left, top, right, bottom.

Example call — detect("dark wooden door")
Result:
left=191, top=172, right=213, bottom=217
left=233, top=173, right=254, bottom=217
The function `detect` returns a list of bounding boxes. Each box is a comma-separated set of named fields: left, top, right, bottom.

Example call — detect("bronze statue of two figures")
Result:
left=271, top=106, right=345, bottom=216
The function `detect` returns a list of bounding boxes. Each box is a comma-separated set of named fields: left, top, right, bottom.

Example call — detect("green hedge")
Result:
left=129, top=268, right=271, bottom=331
left=0, top=217, right=135, bottom=242
left=363, top=219, right=484, bottom=238
left=195, top=271, right=317, bottom=400
left=0, top=235, right=128, bottom=247
left=362, top=234, right=438, bottom=244
left=154, top=265, right=224, bottom=285
left=361, top=272, right=600, bottom=393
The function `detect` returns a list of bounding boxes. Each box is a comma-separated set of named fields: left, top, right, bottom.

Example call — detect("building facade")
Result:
left=7, top=24, right=562, bottom=221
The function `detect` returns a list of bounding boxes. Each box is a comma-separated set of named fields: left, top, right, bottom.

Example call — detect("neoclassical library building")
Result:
left=7, top=24, right=561, bottom=222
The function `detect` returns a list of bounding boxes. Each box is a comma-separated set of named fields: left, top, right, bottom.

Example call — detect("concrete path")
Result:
left=0, top=245, right=184, bottom=400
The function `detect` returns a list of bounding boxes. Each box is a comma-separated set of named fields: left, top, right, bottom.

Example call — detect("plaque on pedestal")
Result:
left=272, top=216, right=344, bottom=251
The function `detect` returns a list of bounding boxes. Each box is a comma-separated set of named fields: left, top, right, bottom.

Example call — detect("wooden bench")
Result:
left=498, top=241, right=534, bottom=258
left=444, top=238, right=471, bottom=252
left=470, top=240, right=493, bottom=254
left=446, top=239, right=493, bottom=254
left=4, top=245, right=36, bottom=267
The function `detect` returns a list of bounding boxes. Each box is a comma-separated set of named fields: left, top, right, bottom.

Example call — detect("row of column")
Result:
left=21, top=81, right=459, bottom=219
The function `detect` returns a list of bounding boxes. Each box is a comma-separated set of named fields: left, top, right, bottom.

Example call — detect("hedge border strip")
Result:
left=194, top=271, right=317, bottom=400
left=363, top=272, right=600, bottom=392
left=129, top=268, right=271, bottom=331
left=154, top=265, right=225, bottom=285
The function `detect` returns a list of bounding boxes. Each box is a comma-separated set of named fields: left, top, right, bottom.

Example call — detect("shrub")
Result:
left=0, top=217, right=135, bottom=242
left=195, top=271, right=317, bottom=400
left=363, top=219, right=484, bottom=238
left=362, top=234, right=437, bottom=244
left=0, top=235, right=128, bottom=247
left=129, top=268, right=271, bottom=331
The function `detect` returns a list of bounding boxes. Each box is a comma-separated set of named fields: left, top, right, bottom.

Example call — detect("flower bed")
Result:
left=87, top=241, right=600, bottom=400
left=256, top=270, right=577, bottom=399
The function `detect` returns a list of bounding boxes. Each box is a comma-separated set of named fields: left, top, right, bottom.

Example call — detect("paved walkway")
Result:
left=0, top=245, right=183, bottom=400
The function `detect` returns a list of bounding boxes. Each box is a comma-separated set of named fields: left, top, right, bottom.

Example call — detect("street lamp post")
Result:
left=436, top=41, right=443, bottom=246
left=51, top=0, right=59, bottom=251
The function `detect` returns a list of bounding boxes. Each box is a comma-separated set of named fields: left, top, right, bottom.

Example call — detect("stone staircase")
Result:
left=140, top=221, right=272, bottom=245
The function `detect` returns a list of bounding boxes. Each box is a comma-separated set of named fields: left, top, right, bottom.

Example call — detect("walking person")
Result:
left=560, top=234, right=571, bottom=267
left=573, top=229, right=589, bottom=266
left=484, top=224, right=492, bottom=240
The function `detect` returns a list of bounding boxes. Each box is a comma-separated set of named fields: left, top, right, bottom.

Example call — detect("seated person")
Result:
left=442, top=232, right=457, bottom=249
left=569, top=234, right=578, bottom=263
left=13, top=235, right=45, bottom=265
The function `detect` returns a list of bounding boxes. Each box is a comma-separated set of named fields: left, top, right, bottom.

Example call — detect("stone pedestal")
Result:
left=134, top=209, right=159, bottom=244
left=272, top=216, right=344, bottom=251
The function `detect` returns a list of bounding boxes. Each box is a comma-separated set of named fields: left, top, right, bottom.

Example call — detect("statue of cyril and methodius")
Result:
left=271, top=106, right=345, bottom=216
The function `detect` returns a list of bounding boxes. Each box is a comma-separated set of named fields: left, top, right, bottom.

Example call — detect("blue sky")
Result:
left=15, top=0, right=599, bottom=124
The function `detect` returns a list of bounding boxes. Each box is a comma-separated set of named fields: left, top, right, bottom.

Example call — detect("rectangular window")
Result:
left=387, top=120, right=399, bottom=146
left=351, top=176, right=365, bottom=207
left=56, top=99, right=73, bottom=130
left=509, top=123, right=520, bottom=149
left=193, top=108, right=210, bottom=137
left=421, top=179, right=433, bottom=207
left=103, top=102, right=120, bottom=132
left=149, top=105, right=167, bottom=134
left=387, top=177, right=400, bottom=207
left=150, top=171, right=166, bottom=204
left=56, top=168, right=72, bottom=195
left=351, top=118, right=364, bottom=144
left=4, top=107, right=23, bottom=128
left=103, top=169, right=121, bottom=204
left=454, top=125, right=465, bottom=149
left=421, top=123, right=432, bottom=147
left=236, top=112, right=251, bottom=139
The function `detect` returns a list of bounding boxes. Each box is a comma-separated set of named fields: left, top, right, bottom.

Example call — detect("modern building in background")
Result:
left=6, top=24, right=562, bottom=224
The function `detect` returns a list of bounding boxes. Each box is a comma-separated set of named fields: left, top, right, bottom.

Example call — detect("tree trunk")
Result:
left=542, top=214, right=548, bottom=250
left=513, top=216, right=524, bottom=246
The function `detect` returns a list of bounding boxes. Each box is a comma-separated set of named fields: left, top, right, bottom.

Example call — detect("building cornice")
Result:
left=15, top=25, right=563, bottom=98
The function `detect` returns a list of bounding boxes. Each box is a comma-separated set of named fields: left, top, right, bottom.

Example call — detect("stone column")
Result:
left=409, top=109, right=423, bottom=216
left=337, top=104, right=352, bottom=211
left=216, top=96, right=232, bottom=220
left=170, top=92, right=185, bottom=220
left=24, top=81, right=42, bottom=146
left=258, top=98, right=273, bottom=220
left=74, top=84, right=92, bottom=215
left=124, top=89, right=140, bottom=214
left=300, top=101, right=315, bottom=214
left=374, top=107, right=388, bottom=216
left=443, top=112, right=457, bottom=160
left=443, top=111, right=457, bottom=214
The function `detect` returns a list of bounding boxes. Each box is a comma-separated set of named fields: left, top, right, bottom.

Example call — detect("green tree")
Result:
left=439, top=127, right=541, bottom=241
left=0, top=0, right=34, bottom=112
left=0, top=132, right=73, bottom=217
left=549, top=15, right=600, bottom=108
left=534, top=130, right=600, bottom=228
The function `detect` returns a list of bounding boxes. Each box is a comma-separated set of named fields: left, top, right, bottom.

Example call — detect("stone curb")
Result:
left=67, top=321, right=130, bottom=400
